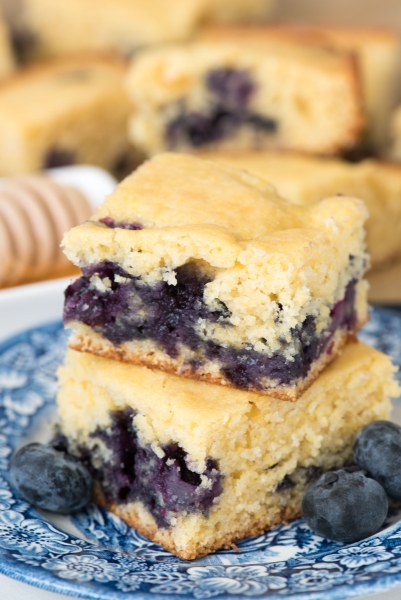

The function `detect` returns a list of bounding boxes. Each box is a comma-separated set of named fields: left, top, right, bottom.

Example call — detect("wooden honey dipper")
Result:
left=0, top=174, right=92, bottom=287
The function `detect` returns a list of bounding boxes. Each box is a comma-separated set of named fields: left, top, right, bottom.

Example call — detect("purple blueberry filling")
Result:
left=98, top=217, right=143, bottom=231
left=54, top=409, right=222, bottom=527
left=44, top=149, right=75, bottom=169
left=63, top=261, right=358, bottom=389
left=166, top=68, right=277, bottom=149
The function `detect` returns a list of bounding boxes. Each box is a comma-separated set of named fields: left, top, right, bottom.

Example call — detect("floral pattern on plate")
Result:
left=0, top=310, right=401, bottom=600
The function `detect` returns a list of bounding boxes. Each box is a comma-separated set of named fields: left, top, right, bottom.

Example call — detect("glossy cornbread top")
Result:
left=64, top=153, right=368, bottom=268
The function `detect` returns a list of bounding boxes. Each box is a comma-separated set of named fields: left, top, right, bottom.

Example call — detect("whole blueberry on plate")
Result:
left=302, top=468, right=387, bottom=543
left=9, top=442, right=92, bottom=513
left=354, top=420, right=401, bottom=500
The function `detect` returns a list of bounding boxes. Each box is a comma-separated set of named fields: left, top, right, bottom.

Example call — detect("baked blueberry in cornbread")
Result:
left=201, top=25, right=401, bottom=151
left=0, top=55, right=135, bottom=176
left=62, top=153, right=369, bottom=400
left=197, top=150, right=401, bottom=270
left=3, top=0, right=274, bottom=62
left=56, top=342, right=398, bottom=559
left=125, top=39, right=364, bottom=156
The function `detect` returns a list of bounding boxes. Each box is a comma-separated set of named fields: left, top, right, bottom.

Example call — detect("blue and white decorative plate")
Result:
left=1, top=308, right=401, bottom=600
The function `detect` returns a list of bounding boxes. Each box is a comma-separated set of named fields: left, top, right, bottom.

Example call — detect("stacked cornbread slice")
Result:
left=57, top=153, right=398, bottom=559
left=62, top=154, right=369, bottom=399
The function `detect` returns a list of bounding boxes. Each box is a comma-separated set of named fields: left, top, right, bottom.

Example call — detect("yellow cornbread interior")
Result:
left=57, top=342, right=398, bottom=559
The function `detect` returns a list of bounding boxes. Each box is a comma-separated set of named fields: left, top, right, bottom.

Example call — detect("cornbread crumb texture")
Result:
left=201, top=25, right=401, bottom=148
left=4, top=0, right=274, bottom=60
left=63, top=153, right=369, bottom=346
left=0, top=55, right=133, bottom=176
left=57, top=342, right=398, bottom=559
left=197, top=150, right=401, bottom=269
left=125, top=40, right=364, bottom=155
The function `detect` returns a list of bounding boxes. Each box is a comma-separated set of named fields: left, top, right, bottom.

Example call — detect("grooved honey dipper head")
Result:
left=0, top=174, right=92, bottom=287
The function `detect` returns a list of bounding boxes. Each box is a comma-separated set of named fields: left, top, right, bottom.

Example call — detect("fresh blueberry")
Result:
left=9, top=443, right=92, bottom=513
left=354, top=420, right=401, bottom=500
left=302, top=468, right=388, bottom=543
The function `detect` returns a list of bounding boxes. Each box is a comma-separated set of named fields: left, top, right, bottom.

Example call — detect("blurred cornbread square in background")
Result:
left=62, top=153, right=369, bottom=400
left=125, top=40, right=364, bottom=156
left=196, top=150, right=401, bottom=270
left=0, top=55, right=135, bottom=177
left=0, top=10, right=14, bottom=77
left=0, top=0, right=275, bottom=62
left=201, top=25, right=401, bottom=151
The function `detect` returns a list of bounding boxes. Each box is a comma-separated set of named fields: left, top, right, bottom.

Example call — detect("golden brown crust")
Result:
left=68, top=316, right=367, bottom=401
left=94, top=486, right=302, bottom=560
left=116, top=505, right=302, bottom=560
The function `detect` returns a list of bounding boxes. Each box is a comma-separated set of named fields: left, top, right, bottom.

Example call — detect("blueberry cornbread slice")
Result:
left=125, top=39, right=364, bottom=156
left=3, top=0, right=274, bottom=63
left=56, top=342, right=398, bottom=560
left=62, top=153, right=369, bottom=400
left=201, top=25, right=400, bottom=151
left=0, top=55, right=135, bottom=177
left=197, top=150, right=401, bottom=270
